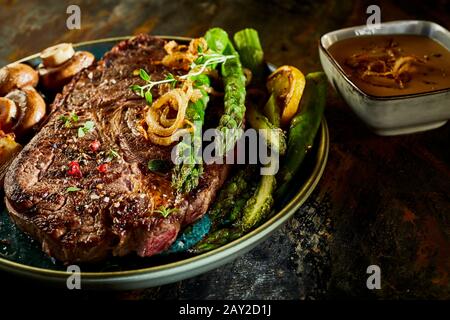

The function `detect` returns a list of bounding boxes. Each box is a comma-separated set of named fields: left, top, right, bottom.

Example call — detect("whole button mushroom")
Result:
left=6, top=86, right=46, bottom=136
left=0, top=63, right=39, bottom=96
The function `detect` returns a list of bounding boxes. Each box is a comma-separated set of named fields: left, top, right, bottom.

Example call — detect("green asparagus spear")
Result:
left=233, top=28, right=265, bottom=79
left=172, top=75, right=210, bottom=194
left=172, top=29, right=231, bottom=194
left=192, top=171, right=276, bottom=254
left=173, top=28, right=246, bottom=193
left=204, top=28, right=230, bottom=55
left=275, top=72, right=327, bottom=199
left=192, top=29, right=282, bottom=253
left=185, top=167, right=256, bottom=254
left=263, top=94, right=281, bottom=127
left=191, top=227, right=242, bottom=253
left=246, top=103, right=286, bottom=155
left=169, top=166, right=256, bottom=253
left=238, top=174, right=276, bottom=232
left=208, top=167, right=257, bottom=228
left=206, top=28, right=247, bottom=156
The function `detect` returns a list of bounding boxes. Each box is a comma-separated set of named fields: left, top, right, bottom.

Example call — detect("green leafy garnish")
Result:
left=130, top=84, right=143, bottom=96
left=106, top=149, right=119, bottom=162
left=165, top=73, right=175, bottom=81
left=78, top=121, right=95, bottom=138
left=148, top=159, right=171, bottom=173
left=188, top=52, right=236, bottom=78
left=165, top=73, right=177, bottom=88
left=144, top=91, right=153, bottom=105
left=59, top=112, right=79, bottom=128
left=139, top=69, right=151, bottom=82
left=130, top=51, right=235, bottom=105
left=66, top=186, right=81, bottom=192
left=130, top=70, right=175, bottom=105
left=154, top=206, right=178, bottom=218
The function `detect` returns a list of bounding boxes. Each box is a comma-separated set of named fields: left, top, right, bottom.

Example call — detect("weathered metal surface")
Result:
left=0, top=0, right=448, bottom=299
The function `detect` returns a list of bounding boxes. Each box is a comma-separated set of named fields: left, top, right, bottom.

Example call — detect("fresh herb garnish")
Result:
left=165, top=73, right=177, bottom=89
left=130, top=69, right=174, bottom=105
left=106, top=149, right=119, bottom=162
left=139, top=68, right=150, bottom=81
left=130, top=51, right=235, bottom=105
left=59, top=112, right=79, bottom=128
left=189, top=52, right=236, bottom=77
left=78, top=121, right=95, bottom=138
left=66, top=186, right=81, bottom=192
left=154, top=206, right=178, bottom=218
left=144, top=91, right=153, bottom=105
left=148, top=159, right=171, bottom=173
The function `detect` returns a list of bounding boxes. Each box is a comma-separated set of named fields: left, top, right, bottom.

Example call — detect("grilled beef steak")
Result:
left=4, top=35, right=228, bottom=263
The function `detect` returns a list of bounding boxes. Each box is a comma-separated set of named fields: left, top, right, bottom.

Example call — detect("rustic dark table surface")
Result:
left=0, top=0, right=448, bottom=299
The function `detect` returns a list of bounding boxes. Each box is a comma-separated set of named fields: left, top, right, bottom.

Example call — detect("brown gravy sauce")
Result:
left=328, top=35, right=450, bottom=96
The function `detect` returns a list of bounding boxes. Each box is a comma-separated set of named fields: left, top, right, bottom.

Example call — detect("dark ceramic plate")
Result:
left=0, top=36, right=329, bottom=290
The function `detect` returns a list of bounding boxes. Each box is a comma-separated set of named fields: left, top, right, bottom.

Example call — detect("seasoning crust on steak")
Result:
left=4, top=35, right=228, bottom=263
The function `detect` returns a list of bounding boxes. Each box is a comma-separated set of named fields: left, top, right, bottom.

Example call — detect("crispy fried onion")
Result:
left=346, top=42, right=425, bottom=89
left=162, top=38, right=208, bottom=71
left=139, top=81, right=201, bottom=146
left=138, top=37, right=209, bottom=145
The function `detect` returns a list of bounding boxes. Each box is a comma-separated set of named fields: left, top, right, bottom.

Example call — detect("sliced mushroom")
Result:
left=0, top=130, right=22, bottom=184
left=0, top=63, right=39, bottom=96
left=6, top=86, right=46, bottom=135
left=0, top=97, right=18, bottom=132
left=39, top=51, right=95, bottom=90
left=40, top=43, right=75, bottom=67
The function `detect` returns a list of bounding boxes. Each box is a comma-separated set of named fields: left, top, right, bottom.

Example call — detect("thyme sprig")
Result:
left=130, top=69, right=175, bottom=105
left=188, top=52, right=236, bottom=77
left=130, top=51, right=235, bottom=105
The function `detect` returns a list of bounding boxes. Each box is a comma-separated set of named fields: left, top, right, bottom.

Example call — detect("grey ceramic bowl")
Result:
left=319, top=20, right=450, bottom=136
left=0, top=36, right=329, bottom=290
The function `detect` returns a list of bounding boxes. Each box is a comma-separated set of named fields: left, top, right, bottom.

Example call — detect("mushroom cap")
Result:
left=6, top=86, right=46, bottom=135
left=39, top=51, right=95, bottom=90
left=0, top=97, right=18, bottom=132
left=0, top=63, right=39, bottom=96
